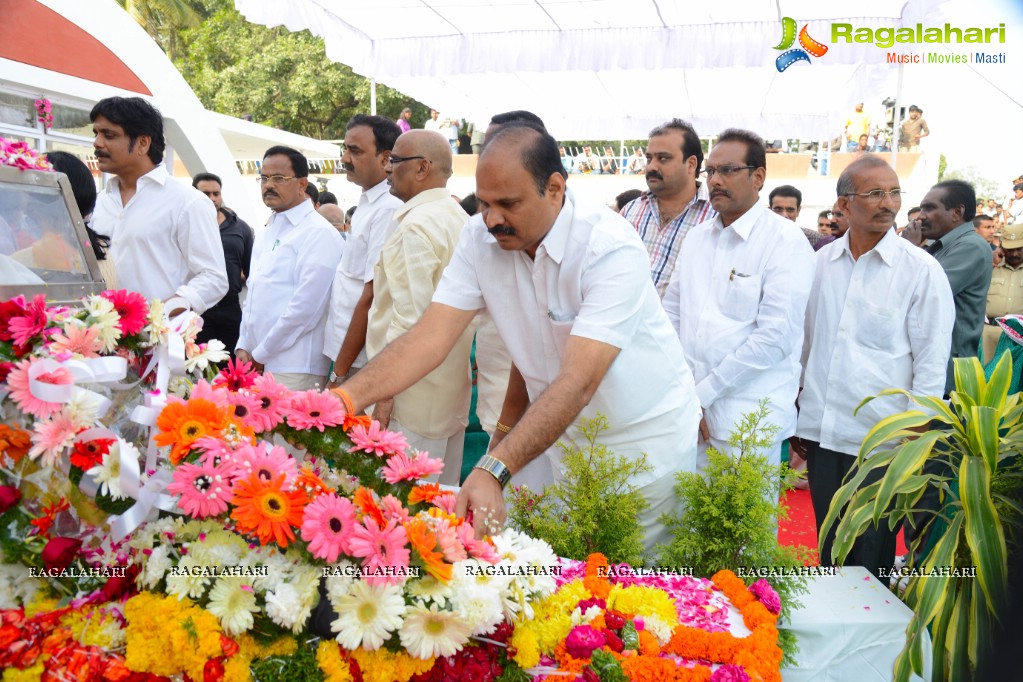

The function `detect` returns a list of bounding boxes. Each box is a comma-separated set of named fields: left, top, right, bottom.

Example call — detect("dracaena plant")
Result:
left=820, top=355, right=1023, bottom=681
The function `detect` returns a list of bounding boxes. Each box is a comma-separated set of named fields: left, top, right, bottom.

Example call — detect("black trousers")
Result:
left=805, top=440, right=897, bottom=582
left=197, top=302, right=242, bottom=359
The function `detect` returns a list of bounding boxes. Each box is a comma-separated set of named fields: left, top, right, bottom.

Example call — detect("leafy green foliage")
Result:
left=588, top=648, right=628, bottom=682
left=825, top=356, right=1023, bottom=681
left=169, top=0, right=428, bottom=139
left=508, top=415, right=650, bottom=566
left=656, top=400, right=808, bottom=666
left=250, top=638, right=324, bottom=682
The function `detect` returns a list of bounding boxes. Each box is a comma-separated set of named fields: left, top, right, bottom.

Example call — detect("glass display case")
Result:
left=0, top=164, right=106, bottom=302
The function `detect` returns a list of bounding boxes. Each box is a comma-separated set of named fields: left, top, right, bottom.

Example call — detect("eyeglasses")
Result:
left=702, top=165, right=756, bottom=178
left=387, top=155, right=428, bottom=166
left=257, top=175, right=297, bottom=185
left=843, top=189, right=904, bottom=202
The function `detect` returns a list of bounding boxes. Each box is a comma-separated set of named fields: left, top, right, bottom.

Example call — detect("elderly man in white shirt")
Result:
left=90, top=97, right=226, bottom=312
left=794, top=155, right=954, bottom=580
left=236, top=146, right=344, bottom=390
left=366, top=131, right=473, bottom=485
left=332, top=123, right=700, bottom=552
left=663, top=128, right=815, bottom=473
left=325, top=115, right=403, bottom=384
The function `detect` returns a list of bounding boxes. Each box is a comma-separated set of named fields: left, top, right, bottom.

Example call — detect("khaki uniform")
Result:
left=983, top=263, right=1023, bottom=362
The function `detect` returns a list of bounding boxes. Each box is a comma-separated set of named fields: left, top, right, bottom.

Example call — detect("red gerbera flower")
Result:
left=9, top=295, right=48, bottom=347
left=69, top=438, right=115, bottom=470
left=213, top=357, right=258, bottom=392
left=101, top=289, right=149, bottom=336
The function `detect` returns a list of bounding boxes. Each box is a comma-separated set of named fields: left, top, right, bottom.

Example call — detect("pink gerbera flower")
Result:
left=456, top=522, right=500, bottom=563
left=233, top=443, right=298, bottom=486
left=300, top=493, right=356, bottom=562
left=348, top=421, right=409, bottom=458
left=247, top=373, right=291, bottom=432
left=9, top=295, right=49, bottom=347
left=432, top=492, right=457, bottom=515
left=282, top=390, right=345, bottom=432
left=48, top=324, right=103, bottom=358
left=213, top=358, right=258, bottom=392
left=6, top=359, right=73, bottom=419
left=189, top=379, right=231, bottom=409
left=432, top=516, right=467, bottom=564
left=226, top=391, right=263, bottom=431
left=348, top=516, right=411, bottom=585
left=101, top=289, right=149, bottom=336
left=167, top=461, right=231, bottom=518
left=379, top=494, right=412, bottom=525
left=28, top=412, right=79, bottom=467
left=381, top=450, right=444, bottom=484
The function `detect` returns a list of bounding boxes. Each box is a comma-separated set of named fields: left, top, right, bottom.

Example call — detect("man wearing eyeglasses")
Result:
left=235, top=146, right=344, bottom=390
left=794, top=156, right=954, bottom=580
left=364, top=130, right=473, bottom=485
left=324, top=115, right=403, bottom=386
left=663, top=128, right=815, bottom=477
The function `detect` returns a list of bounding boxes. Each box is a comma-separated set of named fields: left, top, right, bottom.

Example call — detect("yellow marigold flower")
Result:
left=2, top=662, right=44, bottom=682
left=350, top=647, right=435, bottom=682
left=24, top=595, right=60, bottom=618
left=317, top=641, right=354, bottom=682
left=510, top=623, right=541, bottom=668
left=123, top=593, right=223, bottom=680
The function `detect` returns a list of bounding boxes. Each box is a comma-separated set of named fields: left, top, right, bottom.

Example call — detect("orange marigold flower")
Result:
left=230, top=472, right=307, bottom=547
left=583, top=553, right=611, bottom=599
left=154, top=398, right=231, bottom=464
left=353, top=487, right=385, bottom=527
left=0, top=423, right=31, bottom=463
left=621, top=656, right=686, bottom=682
left=637, top=629, right=661, bottom=657
left=553, top=642, right=590, bottom=674
left=404, top=517, right=452, bottom=583
left=742, top=601, right=778, bottom=630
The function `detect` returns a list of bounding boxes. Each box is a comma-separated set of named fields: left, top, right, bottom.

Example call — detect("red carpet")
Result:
left=778, top=488, right=907, bottom=565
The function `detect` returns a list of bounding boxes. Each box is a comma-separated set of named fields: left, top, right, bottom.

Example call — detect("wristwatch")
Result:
left=329, top=370, right=340, bottom=383
left=474, top=454, right=511, bottom=488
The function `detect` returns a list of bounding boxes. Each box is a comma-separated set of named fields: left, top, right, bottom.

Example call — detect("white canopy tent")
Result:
left=233, top=0, right=952, bottom=140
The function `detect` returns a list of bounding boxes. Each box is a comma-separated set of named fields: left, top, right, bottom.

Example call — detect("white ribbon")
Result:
left=109, top=468, right=177, bottom=543
left=27, top=356, right=129, bottom=416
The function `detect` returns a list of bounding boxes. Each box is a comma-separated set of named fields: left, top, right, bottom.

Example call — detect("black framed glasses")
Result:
left=702, top=165, right=756, bottom=178
left=387, top=155, right=428, bottom=166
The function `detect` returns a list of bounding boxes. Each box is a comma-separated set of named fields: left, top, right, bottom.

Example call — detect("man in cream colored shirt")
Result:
left=795, top=155, right=954, bottom=580
left=366, top=131, right=472, bottom=485
left=236, top=146, right=344, bottom=390
left=663, top=128, right=815, bottom=472
left=90, top=96, right=226, bottom=312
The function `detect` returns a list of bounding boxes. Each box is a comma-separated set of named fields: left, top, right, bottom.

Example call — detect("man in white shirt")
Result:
left=236, top=146, right=344, bottom=390
left=794, top=155, right=954, bottom=579
left=424, top=110, right=443, bottom=132
left=664, top=129, right=815, bottom=473
left=324, top=116, right=403, bottom=384
left=90, top=97, right=226, bottom=312
left=366, top=130, right=472, bottom=485
left=333, top=123, right=700, bottom=551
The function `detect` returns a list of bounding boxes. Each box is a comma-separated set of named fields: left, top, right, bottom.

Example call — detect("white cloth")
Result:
left=91, top=165, right=227, bottom=312
left=424, top=118, right=444, bottom=132
left=365, top=187, right=472, bottom=440
left=663, top=203, right=815, bottom=441
left=474, top=311, right=512, bottom=436
left=238, top=199, right=344, bottom=375
left=796, top=229, right=955, bottom=456
left=433, top=188, right=700, bottom=487
left=323, top=179, right=402, bottom=366
left=391, top=418, right=465, bottom=487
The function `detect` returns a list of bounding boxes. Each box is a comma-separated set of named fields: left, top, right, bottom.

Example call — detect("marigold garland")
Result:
left=583, top=552, right=611, bottom=600
left=316, top=641, right=354, bottom=682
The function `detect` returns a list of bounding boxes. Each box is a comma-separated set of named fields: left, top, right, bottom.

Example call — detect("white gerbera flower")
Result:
left=450, top=582, right=504, bottom=636
left=86, top=439, right=138, bottom=501
left=82, top=295, right=122, bottom=352
left=330, top=580, right=406, bottom=651
left=165, top=555, right=210, bottom=600
left=406, top=574, right=454, bottom=608
left=206, top=577, right=259, bottom=636
left=400, top=602, right=473, bottom=660
left=63, top=391, right=103, bottom=429
left=186, top=338, right=229, bottom=373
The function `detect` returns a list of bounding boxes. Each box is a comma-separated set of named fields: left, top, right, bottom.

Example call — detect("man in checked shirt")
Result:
left=619, top=119, right=717, bottom=298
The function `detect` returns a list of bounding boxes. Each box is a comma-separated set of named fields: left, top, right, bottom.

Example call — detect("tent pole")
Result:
left=891, top=64, right=903, bottom=167
left=371, top=78, right=377, bottom=115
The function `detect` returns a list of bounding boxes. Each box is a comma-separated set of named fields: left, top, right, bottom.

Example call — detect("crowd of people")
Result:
left=62, top=95, right=1021, bottom=580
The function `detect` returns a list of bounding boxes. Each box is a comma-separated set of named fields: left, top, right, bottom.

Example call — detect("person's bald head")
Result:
left=318, top=203, right=347, bottom=233
left=386, top=129, right=452, bottom=202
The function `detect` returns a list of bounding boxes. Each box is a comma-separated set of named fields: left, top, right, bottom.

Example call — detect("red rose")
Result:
left=603, top=629, right=624, bottom=653
left=203, top=656, right=225, bottom=682
left=41, top=537, right=82, bottom=572
left=99, top=566, right=139, bottom=602
left=0, top=486, right=21, bottom=514
left=604, top=609, right=627, bottom=631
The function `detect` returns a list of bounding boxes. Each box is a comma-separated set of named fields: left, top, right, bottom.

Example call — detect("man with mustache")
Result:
left=236, top=146, right=344, bottom=390
left=619, top=119, right=716, bottom=299
left=794, top=155, right=954, bottom=580
left=916, top=180, right=992, bottom=397
left=662, top=129, right=814, bottom=476
left=332, top=122, right=700, bottom=551
left=90, top=97, right=226, bottom=314
left=365, top=130, right=472, bottom=485
left=324, top=115, right=403, bottom=385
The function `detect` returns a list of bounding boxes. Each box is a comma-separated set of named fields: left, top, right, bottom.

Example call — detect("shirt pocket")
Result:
left=549, top=317, right=575, bottom=357
left=855, top=301, right=898, bottom=351
left=719, top=273, right=762, bottom=322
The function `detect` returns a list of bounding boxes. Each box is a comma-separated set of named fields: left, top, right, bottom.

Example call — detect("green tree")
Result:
left=943, top=166, right=1001, bottom=202
left=117, top=0, right=203, bottom=61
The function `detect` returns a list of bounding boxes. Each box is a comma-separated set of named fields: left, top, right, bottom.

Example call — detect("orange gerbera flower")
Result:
left=295, top=466, right=333, bottom=500
left=230, top=473, right=307, bottom=547
left=353, top=486, right=385, bottom=527
left=0, top=423, right=31, bottom=464
left=408, top=483, right=444, bottom=506
left=154, top=398, right=231, bottom=463
left=342, top=412, right=372, bottom=432
left=404, top=517, right=451, bottom=582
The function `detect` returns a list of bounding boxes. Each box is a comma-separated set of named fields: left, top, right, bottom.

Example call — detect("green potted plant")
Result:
left=820, top=355, right=1023, bottom=681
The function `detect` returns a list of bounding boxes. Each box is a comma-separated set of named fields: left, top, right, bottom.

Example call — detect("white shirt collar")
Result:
left=716, top=201, right=765, bottom=240
left=103, top=163, right=168, bottom=193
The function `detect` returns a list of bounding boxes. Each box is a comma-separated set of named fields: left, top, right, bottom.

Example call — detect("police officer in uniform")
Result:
left=984, top=227, right=1023, bottom=363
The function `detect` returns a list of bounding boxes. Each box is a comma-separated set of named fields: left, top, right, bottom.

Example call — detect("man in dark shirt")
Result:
left=192, top=172, right=254, bottom=357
